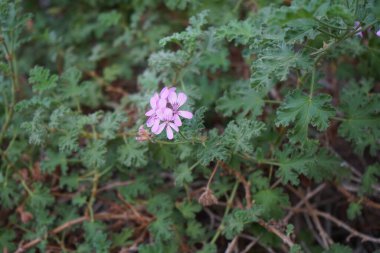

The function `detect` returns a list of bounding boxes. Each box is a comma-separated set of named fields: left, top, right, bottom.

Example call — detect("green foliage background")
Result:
left=0, top=0, right=380, bottom=252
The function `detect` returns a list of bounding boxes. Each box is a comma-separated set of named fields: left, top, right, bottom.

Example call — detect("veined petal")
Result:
left=169, top=122, right=179, bottom=132
left=151, top=119, right=160, bottom=133
left=158, top=98, right=167, bottom=109
left=166, top=125, right=174, bottom=140
left=156, top=108, right=166, bottom=121
left=146, top=117, right=155, bottom=127
left=177, top=92, right=187, bottom=107
left=155, top=123, right=166, bottom=135
left=168, top=92, right=177, bottom=105
left=145, top=109, right=155, bottom=116
left=168, top=87, right=176, bottom=94
left=163, top=108, right=173, bottom=121
left=174, top=114, right=182, bottom=126
left=178, top=110, right=193, bottom=119
left=160, top=87, right=169, bottom=99
left=150, top=93, right=159, bottom=108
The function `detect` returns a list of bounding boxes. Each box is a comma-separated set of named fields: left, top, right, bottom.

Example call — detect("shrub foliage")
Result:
left=0, top=0, right=380, bottom=252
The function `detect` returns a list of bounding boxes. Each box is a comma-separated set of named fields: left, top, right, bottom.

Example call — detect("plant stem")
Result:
left=309, top=67, right=316, bottom=99
left=0, top=39, right=18, bottom=145
left=314, top=18, right=351, bottom=30
left=210, top=181, right=239, bottom=244
left=21, top=180, right=33, bottom=196
left=239, top=153, right=280, bottom=166
left=263, top=99, right=281, bottom=104
left=233, top=0, right=244, bottom=12
left=87, top=170, right=100, bottom=222
left=206, top=161, right=220, bottom=189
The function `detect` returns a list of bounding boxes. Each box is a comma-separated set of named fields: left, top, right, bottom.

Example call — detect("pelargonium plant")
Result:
left=145, top=87, right=193, bottom=140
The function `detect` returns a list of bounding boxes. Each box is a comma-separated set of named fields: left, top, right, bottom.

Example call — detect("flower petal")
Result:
left=146, top=117, right=155, bottom=127
left=151, top=119, right=160, bottom=133
left=166, top=125, right=174, bottom=139
left=377, top=29, right=380, bottom=37
left=150, top=93, right=159, bottom=108
left=156, top=108, right=164, bottom=121
left=168, top=92, right=177, bottom=105
left=174, top=114, right=182, bottom=126
left=178, top=110, right=193, bottom=119
left=169, top=122, right=179, bottom=132
left=155, top=123, right=166, bottom=135
left=145, top=109, right=155, bottom=116
left=160, top=87, right=169, bottom=99
left=158, top=98, right=167, bottom=109
left=177, top=92, right=187, bottom=107
left=163, top=108, right=173, bottom=121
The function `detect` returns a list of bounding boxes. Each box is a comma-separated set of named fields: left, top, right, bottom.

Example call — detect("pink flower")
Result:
left=155, top=108, right=179, bottom=140
left=160, top=87, right=176, bottom=99
left=354, top=21, right=363, bottom=38
left=145, top=93, right=166, bottom=128
left=144, top=86, right=192, bottom=140
left=168, top=92, right=193, bottom=126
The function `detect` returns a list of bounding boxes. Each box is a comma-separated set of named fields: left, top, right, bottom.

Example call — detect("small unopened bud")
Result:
left=198, top=188, right=218, bottom=206
left=135, top=125, right=151, bottom=142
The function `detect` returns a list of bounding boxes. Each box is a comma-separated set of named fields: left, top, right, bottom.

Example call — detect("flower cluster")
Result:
left=145, top=87, right=193, bottom=140
left=354, top=21, right=380, bottom=38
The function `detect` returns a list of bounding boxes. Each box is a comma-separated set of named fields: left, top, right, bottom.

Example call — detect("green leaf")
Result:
left=81, top=140, right=107, bottom=169
left=276, top=90, right=335, bottom=142
left=159, top=10, right=209, bottom=51
left=305, top=148, right=347, bottom=183
left=119, top=177, right=150, bottom=201
left=323, top=243, right=353, bottom=253
left=0, top=181, right=20, bottom=208
left=197, top=244, right=217, bottom=253
left=29, top=66, right=58, bottom=92
left=117, top=139, right=148, bottom=168
left=164, top=0, right=190, bottom=10
left=223, top=119, right=265, bottom=154
left=28, top=183, right=54, bottom=209
left=254, top=188, right=289, bottom=220
left=186, top=220, right=206, bottom=240
left=217, top=18, right=258, bottom=45
left=338, top=80, right=380, bottom=155
left=139, top=241, right=179, bottom=253
left=41, top=150, right=68, bottom=174
left=99, top=111, right=126, bottom=140
left=347, top=202, right=362, bottom=220
left=223, top=206, right=262, bottom=239
left=360, top=164, right=380, bottom=195
left=147, top=194, right=173, bottom=216
left=81, top=221, right=111, bottom=253
left=60, top=67, right=84, bottom=99
left=251, top=45, right=311, bottom=89
left=103, top=64, right=123, bottom=82
left=290, top=244, right=302, bottom=253
left=216, top=81, right=265, bottom=118
left=59, top=173, right=79, bottom=191
left=176, top=201, right=201, bottom=220
left=149, top=216, right=174, bottom=242
left=174, top=163, right=194, bottom=187
left=0, top=229, right=16, bottom=252
left=197, top=129, right=228, bottom=166
left=111, top=228, right=134, bottom=247
left=96, top=10, right=122, bottom=37
left=286, top=224, right=295, bottom=237
left=275, top=145, right=315, bottom=185
left=21, top=108, right=48, bottom=146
